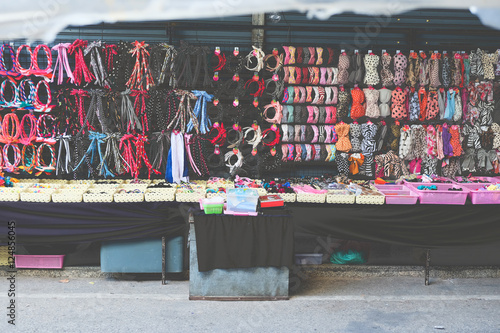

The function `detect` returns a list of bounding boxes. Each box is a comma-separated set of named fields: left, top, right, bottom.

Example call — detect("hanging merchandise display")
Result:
left=0, top=38, right=497, bottom=191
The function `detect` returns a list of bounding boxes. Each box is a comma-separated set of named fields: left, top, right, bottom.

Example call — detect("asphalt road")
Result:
left=1, top=275, right=499, bottom=333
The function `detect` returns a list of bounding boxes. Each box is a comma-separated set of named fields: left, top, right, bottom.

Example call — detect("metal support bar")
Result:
left=251, top=13, right=265, bottom=48
left=425, top=249, right=431, bottom=286
left=162, top=236, right=167, bottom=285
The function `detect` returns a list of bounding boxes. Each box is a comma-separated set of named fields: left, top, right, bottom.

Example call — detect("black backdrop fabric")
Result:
left=194, top=211, right=294, bottom=272
left=0, top=202, right=186, bottom=245
left=291, top=203, right=500, bottom=248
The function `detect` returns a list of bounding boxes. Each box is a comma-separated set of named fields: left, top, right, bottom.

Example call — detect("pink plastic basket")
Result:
left=406, top=183, right=469, bottom=205
left=453, top=177, right=500, bottom=204
left=14, top=255, right=65, bottom=269
left=374, top=185, right=419, bottom=204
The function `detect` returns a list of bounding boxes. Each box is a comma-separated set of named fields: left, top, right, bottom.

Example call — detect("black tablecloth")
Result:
left=194, top=211, right=294, bottom=272
left=291, top=203, right=500, bottom=248
left=0, top=202, right=186, bottom=245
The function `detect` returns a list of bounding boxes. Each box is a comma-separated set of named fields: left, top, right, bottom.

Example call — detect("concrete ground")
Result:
left=1, top=271, right=499, bottom=333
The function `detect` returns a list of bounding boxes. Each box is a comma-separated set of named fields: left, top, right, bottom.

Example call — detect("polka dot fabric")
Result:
left=350, top=88, right=365, bottom=120
left=391, top=88, right=407, bottom=120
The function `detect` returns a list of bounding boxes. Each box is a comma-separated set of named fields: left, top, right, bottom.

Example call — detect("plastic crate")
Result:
left=14, top=255, right=65, bottom=269
left=406, top=183, right=469, bottom=205
left=374, top=185, right=419, bottom=205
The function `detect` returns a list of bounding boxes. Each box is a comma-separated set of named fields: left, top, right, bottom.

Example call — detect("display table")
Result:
left=0, top=202, right=186, bottom=245
left=189, top=210, right=293, bottom=300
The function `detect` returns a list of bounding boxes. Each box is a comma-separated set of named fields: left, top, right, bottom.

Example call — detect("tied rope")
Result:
left=130, top=89, right=150, bottom=132
left=56, top=135, right=72, bottom=175
left=0, top=44, right=21, bottom=78
left=74, top=131, right=114, bottom=178
left=103, top=44, right=118, bottom=73
left=51, top=43, right=75, bottom=85
left=158, top=43, right=177, bottom=87
left=150, top=131, right=171, bottom=171
left=103, top=132, right=127, bottom=175
left=119, top=134, right=137, bottom=177
left=78, top=89, right=109, bottom=135
left=84, top=40, right=111, bottom=88
left=69, top=39, right=95, bottom=86
left=34, top=143, right=56, bottom=176
left=187, top=90, right=213, bottom=134
left=71, top=89, right=90, bottom=130
left=126, top=41, right=155, bottom=91
left=120, top=89, right=142, bottom=133
left=134, top=134, right=160, bottom=179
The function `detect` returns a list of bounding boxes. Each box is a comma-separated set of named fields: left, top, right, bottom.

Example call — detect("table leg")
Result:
left=162, top=236, right=166, bottom=285
left=425, top=249, right=431, bottom=286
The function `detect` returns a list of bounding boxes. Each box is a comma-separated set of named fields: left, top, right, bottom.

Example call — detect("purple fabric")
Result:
left=442, top=126, right=453, bottom=158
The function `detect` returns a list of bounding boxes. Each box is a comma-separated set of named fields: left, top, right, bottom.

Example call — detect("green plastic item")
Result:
left=330, top=250, right=366, bottom=265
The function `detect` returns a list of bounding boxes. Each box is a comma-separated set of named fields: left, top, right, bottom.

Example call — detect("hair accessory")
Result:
left=245, top=46, right=266, bottom=72
left=262, top=124, right=281, bottom=147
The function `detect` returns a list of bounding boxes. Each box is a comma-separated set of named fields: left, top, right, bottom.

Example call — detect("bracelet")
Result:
left=35, top=142, right=56, bottom=174
left=31, top=45, right=53, bottom=76
left=316, top=47, right=324, bottom=66
left=34, top=80, right=53, bottom=112
left=263, top=101, right=283, bottom=124
left=308, top=47, right=316, bottom=65
left=3, top=143, right=21, bottom=173
left=15, top=44, right=33, bottom=76
left=0, top=78, right=19, bottom=108
left=311, top=125, right=319, bottom=143
left=20, top=143, right=36, bottom=173
left=19, top=113, right=37, bottom=145
left=18, top=78, right=35, bottom=109
left=2, top=112, right=20, bottom=143
left=0, top=44, right=20, bottom=77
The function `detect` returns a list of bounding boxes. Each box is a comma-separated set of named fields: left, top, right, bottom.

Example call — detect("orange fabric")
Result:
left=426, top=91, right=439, bottom=120
left=350, top=88, right=365, bottom=120
left=348, top=154, right=365, bottom=175
left=335, top=123, right=351, bottom=152
left=418, top=87, right=428, bottom=121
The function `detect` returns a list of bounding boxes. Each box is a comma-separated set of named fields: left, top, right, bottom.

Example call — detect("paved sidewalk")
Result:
left=1, top=275, right=499, bottom=332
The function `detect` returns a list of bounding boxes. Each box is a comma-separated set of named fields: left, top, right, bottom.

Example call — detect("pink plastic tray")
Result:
left=453, top=177, right=500, bottom=204
left=14, top=255, right=65, bottom=269
left=406, top=183, right=469, bottom=205
left=375, top=185, right=419, bottom=205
